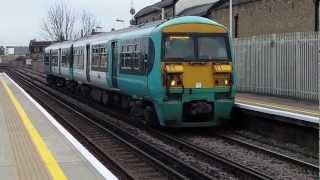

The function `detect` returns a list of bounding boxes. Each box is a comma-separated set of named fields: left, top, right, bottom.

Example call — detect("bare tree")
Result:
left=79, top=10, right=100, bottom=38
left=41, top=1, right=75, bottom=41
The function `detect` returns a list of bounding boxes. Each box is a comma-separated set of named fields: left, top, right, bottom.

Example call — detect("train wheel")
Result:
left=144, top=105, right=159, bottom=128
left=101, top=92, right=110, bottom=105
left=120, top=96, right=130, bottom=110
left=56, top=78, right=65, bottom=87
left=46, top=75, right=55, bottom=86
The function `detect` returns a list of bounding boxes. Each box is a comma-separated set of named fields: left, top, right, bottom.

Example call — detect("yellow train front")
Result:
left=148, top=16, right=236, bottom=127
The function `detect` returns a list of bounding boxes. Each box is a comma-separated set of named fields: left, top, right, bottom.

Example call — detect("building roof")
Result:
left=29, top=40, right=53, bottom=47
left=178, top=2, right=217, bottom=17
left=135, top=0, right=177, bottom=18
left=216, top=0, right=260, bottom=9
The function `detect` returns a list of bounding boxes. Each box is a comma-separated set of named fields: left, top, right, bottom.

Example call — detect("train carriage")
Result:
left=44, top=16, right=236, bottom=128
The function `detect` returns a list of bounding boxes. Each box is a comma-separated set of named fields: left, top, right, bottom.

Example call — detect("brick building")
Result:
left=135, top=0, right=320, bottom=37
left=209, top=0, right=320, bottom=38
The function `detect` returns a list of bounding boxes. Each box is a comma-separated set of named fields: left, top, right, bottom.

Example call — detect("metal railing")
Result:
left=233, top=32, right=319, bottom=102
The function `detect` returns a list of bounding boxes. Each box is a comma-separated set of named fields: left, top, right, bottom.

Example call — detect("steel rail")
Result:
left=8, top=70, right=213, bottom=180
left=215, top=133, right=319, bottom=171
left=14, top=68, right=275, bottom=180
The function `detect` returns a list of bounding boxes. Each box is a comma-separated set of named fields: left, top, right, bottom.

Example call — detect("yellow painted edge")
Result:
left=0, top=78, right=67, bottom=180
left=236, top=99, right=320, bottom=117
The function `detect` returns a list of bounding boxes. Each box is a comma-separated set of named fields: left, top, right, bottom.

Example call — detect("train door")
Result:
left=58, top=48, right=61, bottom=74
left=49, top=50, right=52, bottom=73
left=111, top=41, right=118, bottom=89
left=70, top=45, right=74, bottom=80
left=86, top=44, right=91, bottom=82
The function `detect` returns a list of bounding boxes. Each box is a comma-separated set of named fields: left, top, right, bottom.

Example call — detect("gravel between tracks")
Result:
left=179, top=134, right=318, bottom=180
left=227, top=130, right=319, bottom=165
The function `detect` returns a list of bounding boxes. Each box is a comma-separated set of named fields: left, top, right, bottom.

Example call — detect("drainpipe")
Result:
left=229, top=0, right=233, bottom=38
left=315, top=0, right=319, bottom=31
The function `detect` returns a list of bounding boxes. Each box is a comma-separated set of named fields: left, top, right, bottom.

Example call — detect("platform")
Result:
left=0, top=73, right=117, bottom=180
left=235, top=93, right=319, bottom=124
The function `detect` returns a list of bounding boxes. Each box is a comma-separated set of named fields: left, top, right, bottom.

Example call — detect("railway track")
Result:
left=214, top=133, right=319, bottom=170
left=11, top=67, right=319, bottom=180
left=6, top=70, right=200, bottom=180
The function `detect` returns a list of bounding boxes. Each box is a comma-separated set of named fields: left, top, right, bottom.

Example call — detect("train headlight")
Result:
left=224, top=80, right=229, bottom=85
left=166, top=74, right=182, bottom=88
left=170, top=79, right=177, bottom=87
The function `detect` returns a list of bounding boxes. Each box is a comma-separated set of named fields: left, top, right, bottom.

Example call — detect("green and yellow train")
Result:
left=44, top=16, right=236, bottom=127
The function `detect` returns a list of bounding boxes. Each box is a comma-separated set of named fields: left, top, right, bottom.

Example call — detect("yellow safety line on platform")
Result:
left=0, top=78, right=67, bottom=180
left=236, top=99, right=320, bottom=117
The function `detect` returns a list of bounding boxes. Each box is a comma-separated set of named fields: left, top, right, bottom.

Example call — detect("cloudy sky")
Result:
left=0, top=0, right=158, bottom=46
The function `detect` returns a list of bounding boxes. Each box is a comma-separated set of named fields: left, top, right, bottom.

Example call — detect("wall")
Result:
left=210, top=0, right=316, bottom=37
left=233, top=31, right=319, bottom=101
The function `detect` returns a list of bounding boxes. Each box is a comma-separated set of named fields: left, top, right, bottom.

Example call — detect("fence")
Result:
left=233, top=32, right=319, bottom=102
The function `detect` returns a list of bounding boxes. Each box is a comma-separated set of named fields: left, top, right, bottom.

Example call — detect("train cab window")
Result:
left=163, top=35, right=230, bottom=61
left=73, top=47, right=84, bottom=69
left=164, top=36, right=195, bottom=60
left=91, top=44, right=108, bottom=72
left=198, top=37, right=229, bottom=60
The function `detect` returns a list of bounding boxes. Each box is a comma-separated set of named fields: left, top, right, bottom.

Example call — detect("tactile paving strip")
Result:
left=0, top=83, right=51, bottom=180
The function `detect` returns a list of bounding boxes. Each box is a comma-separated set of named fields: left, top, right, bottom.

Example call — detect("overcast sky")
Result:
left=0, top=0, right=158, bottom=46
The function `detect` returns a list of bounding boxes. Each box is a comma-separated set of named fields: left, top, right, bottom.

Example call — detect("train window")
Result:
left=73, top=47, right=84, bottom=69
left=198, top=37, right=228, bottom=60
left=120, top=38, right=153, bottom=75
left=164, top=36, right=195, bottom=60
left=44, top=53, right=50, bottom=65
left=61, top=49, right=68, bottom=67
left=51, top=50, right=59, bottom=66
left=91, top=44, right=108, bottom=72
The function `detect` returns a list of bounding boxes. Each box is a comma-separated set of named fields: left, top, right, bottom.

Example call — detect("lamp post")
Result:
left=229, top=0, right=233, bottom=38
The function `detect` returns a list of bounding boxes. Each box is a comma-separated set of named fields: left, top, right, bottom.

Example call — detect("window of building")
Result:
left=73, top=47, right=84, bottom=69
left=91, top=44, right=108, bottom=72
left=234, top=15, right=239, bottom=38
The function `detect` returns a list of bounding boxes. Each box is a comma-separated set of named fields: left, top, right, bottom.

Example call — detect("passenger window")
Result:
left=91, top=44, right=108, bottom=72
left=51, top=50, right=59, bottom=67
left=61, top=49, right=68, bottom=67
left=73, top=47, right=84, bottom=69
left=120, top=38, right=149, bottom=75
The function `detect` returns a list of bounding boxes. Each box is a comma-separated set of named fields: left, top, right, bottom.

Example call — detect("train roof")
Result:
left=45, top=16, right=227, bottom=50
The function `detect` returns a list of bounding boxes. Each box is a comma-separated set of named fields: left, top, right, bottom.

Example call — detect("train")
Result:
left=44, top=16, right=236, bottom=127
